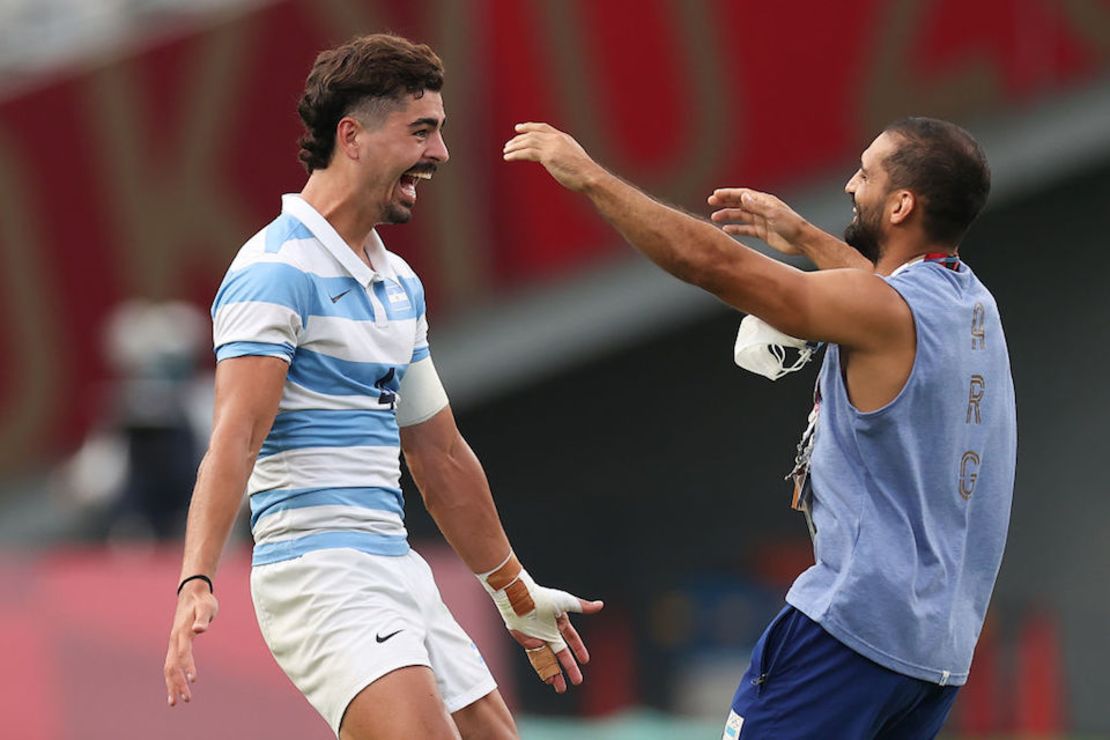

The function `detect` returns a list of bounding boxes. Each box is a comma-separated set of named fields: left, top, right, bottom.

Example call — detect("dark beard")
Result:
left=382, top=162, right=436, bottom=225
left=383, top=203, right=412, bottom=224
left=843, top=216, right=881, bottom=264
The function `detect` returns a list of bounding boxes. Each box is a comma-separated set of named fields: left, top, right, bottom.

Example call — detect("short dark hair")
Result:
left=297, top=33, right=444, bottom=173
left=880, top=117, right=991, bottom=247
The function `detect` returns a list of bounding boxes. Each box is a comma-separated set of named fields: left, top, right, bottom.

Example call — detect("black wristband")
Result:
left=177, top=574, right=214, bottom=596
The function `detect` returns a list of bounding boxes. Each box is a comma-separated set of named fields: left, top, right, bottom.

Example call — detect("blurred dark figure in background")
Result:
left=104, top=300, right=208, bottom=538
left=506, top=117, right=1016, bottom=739
left=57, top=300, right=210, bottom=541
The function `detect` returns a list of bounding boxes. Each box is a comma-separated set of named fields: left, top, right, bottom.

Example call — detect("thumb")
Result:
left=547, top=589, right=604, bottom=615
left=545, top=588, right=583, bottom=614
left=578, top=598, right=605, bottom=615
left=192, top=604, right=215, bottom=634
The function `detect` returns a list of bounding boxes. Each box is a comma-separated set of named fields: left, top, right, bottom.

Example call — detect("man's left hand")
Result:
left=503, top=122, right=605, bottom=192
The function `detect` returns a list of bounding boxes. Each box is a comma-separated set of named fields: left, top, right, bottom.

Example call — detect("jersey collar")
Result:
left=281, top=194, right=396, bottom=286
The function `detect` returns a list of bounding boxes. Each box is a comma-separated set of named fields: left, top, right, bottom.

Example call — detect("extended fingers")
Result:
left=710, top=207, right=753, bottom=224
left=165, top=638, right=195, bottom=706
left=710, top=188, right=776, bottom=215
left=708, top=187, right=750, bottom=206
left=514, top=121, right=558, bottom=134
left=502, top=133, right=545, bottom=162
left=515, top=635, right=568, bottom=693
left=555, top=645, right=583, bottom=687
left=558, top=614, right=589, bottom=665
left=722, top=224, right=759, bottom=237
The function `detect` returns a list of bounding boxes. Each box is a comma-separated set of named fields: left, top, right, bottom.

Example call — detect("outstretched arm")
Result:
left=708, top=188, right=874, bottom=271
left=502, top=122, right=907, bottom=351
left=401, top=406, right=603, bottom=693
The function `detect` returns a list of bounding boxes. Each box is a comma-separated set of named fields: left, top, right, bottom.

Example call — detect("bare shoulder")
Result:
left=795, top=268, right=915, bottom=351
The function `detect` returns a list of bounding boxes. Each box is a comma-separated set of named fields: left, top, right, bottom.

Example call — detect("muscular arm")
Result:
left=789, top=221, right=874, bottom=271
left=504, top=122, right=918, bottom=410
left=504, top=123, right=906, bottom=350
left=578, top=168, right=904, bottom=348
left=400, top=406, right=511, bottom=573
left=179, top=356, right=287, bottom=579
left=164, top=355, right=286, bottom=706
left=401, top=405, right=602, bottom=692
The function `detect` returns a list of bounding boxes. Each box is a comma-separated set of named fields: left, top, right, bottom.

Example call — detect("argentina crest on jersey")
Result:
left=383, top=279, right=413, bottom=316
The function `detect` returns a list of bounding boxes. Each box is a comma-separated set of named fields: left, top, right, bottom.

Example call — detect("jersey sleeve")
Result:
left=403, top=273, right=430, bottom=364
left=210, top=261, right=311, bottom=363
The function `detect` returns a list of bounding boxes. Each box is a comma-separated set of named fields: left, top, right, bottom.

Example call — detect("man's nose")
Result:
left=428, top=132, right=449, bottom=163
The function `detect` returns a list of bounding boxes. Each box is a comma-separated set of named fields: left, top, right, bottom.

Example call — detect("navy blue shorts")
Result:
left=725, top=606, right=959, bottom=739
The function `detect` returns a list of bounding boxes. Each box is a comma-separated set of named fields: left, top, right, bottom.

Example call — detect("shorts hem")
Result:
left=786, top=598, right=969, bottom=686
left=442, top=676, right=499, bottom=714
left=329, top=658, right=432, bottom=737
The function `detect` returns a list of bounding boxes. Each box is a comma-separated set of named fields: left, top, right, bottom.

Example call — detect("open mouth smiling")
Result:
left=398, top=170, right=433, bottom=202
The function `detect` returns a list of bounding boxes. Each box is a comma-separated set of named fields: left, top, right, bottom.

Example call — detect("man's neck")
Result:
left=874, top=241, right=956, bottom=277
left=300, top=171, right=380, bottom=265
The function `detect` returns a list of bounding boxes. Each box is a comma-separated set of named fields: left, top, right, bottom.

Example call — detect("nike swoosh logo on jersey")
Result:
left=376, top=629, right=403, bottom=643
left=330, top=289, right=352, bottom=303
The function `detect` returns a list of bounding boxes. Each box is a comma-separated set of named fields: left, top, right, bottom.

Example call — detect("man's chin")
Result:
left=843, top=227, right=880, bottom=264
left=383, top=203, right=413, bottom=225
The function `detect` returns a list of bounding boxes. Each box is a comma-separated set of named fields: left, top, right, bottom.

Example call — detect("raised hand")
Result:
left=708, top=187, right=807, bottom=256
left=503, top=122, right=606, bottom=192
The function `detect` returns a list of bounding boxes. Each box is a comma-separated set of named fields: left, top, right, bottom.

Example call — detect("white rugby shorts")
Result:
left=250, top=547, right=497, bottom=736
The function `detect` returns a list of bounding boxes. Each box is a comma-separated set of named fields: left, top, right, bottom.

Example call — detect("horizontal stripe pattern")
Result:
left=229, top=236, right=352, bottom=279
left=265, top=213, right=314, bottom=253
left=260, top=409, right=398, bottom=458
left=301, top=314, right=417, bottom=365
left=214, top=200, right=434, bottom=565
left=286, top=348, right=404, bottom=399
left=213, top=300, right=302, bottom=353
left=248, top=444, right=402, bottom=494
left=252, top=530, right=410, bottom=566
left=216, top=262, right=378, bottom=323
left=216, top=340, right=295, bottom=363
left=252, top=503, right=406, bottom=544
left=249, top=486, right=404, bottom=529
left=280, top=378, right=396, bottom=412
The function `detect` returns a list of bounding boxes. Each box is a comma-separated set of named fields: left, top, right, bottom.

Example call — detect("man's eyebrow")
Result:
left=409, top=116, right=445, bottom=130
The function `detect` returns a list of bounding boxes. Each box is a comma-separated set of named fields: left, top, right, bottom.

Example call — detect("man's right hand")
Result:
left=164, top=581, right=219, bottom=706
left=708, top=187, right=808, bottom=256
left=478, top=553, right=603, bottom=694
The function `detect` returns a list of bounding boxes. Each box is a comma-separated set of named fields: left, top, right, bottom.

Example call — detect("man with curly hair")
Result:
left=163, top=34, right=601, bottom=739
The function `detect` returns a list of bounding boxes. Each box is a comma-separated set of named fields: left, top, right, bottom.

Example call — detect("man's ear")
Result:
left=888, top=189, right=915, bottom=226
left=335, top=116, right=363, bottom=162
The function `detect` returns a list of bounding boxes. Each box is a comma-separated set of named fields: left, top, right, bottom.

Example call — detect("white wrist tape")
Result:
left=477, top=553, right=581, bottom=680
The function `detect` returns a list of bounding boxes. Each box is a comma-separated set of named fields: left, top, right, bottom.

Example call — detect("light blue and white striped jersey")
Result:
left=212, top=194, right=429, bottom=566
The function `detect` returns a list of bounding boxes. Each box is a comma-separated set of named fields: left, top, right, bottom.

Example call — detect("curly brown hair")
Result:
left=297, top=33, right=444, bottom=173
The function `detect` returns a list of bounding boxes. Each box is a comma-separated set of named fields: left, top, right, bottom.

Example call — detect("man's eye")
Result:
left=415, top=130, right=430, bottom=139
